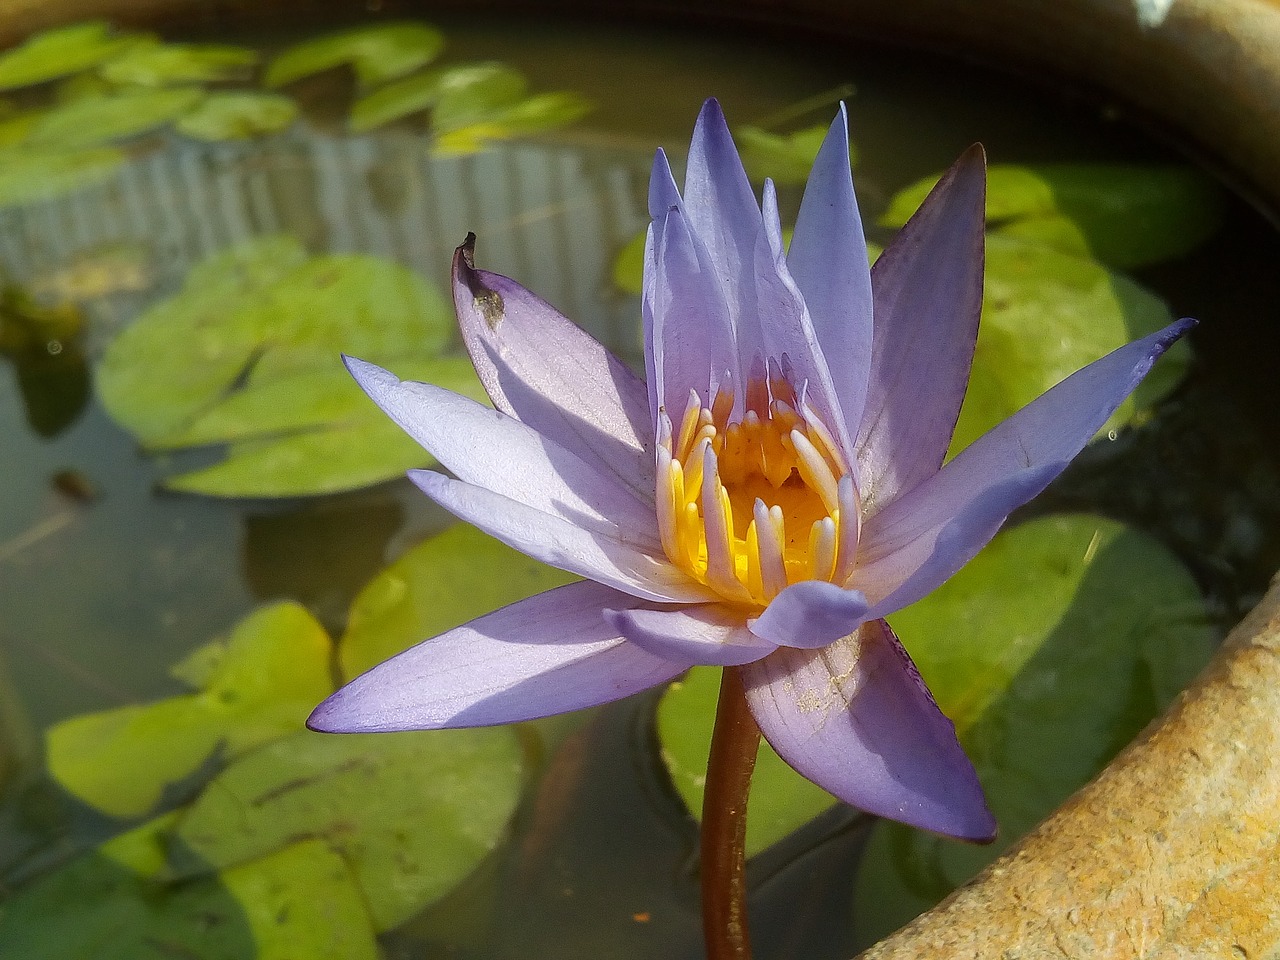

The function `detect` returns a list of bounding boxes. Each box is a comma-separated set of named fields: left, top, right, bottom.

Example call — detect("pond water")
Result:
left=2, top=11, right=1279, bottom=959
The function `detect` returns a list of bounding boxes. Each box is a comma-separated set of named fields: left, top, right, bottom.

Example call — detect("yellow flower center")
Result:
left=655, top=371, right=860, bottom=608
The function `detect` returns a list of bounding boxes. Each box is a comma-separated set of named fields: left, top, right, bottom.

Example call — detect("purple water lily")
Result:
left=309, top=100, right=1191, bottom=842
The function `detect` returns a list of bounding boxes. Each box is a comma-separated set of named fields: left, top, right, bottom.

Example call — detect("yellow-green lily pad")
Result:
left=174, top=91, right=297, bottom=141
left=98, top=39, right=258, bottom=86
left=264, top=22, right=444, bottom=90
left=0, top=22, right=144, bottom=91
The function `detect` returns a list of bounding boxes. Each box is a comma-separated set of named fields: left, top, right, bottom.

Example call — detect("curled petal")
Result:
left=788, top=104, right=874, bottom=434
left=858, top=318, right=1194, bottom=612
left=410, top=469, right=717, bottom=605
left=747, top=580, right=869, bottom=648
left=346, top=357, right=659, bottom=550
left=452, top=239, right=654, bottom=502
left=742, top=619, right=995, bottom=841
left=605, top=604, right=776, bottom=666
left=856, top=145, right=987, bottom=513
left=309, top=582, right=687, bottom=731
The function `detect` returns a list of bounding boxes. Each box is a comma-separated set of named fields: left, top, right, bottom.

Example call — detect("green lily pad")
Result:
left=45, top=602, right=333, bottom=817
left=264, top=22, right=445, bottom=90
left=0, top=832, right=380, bottom=960
left=98, top=237, right=469, bottom=497
left=657, top=665, right=839, bottom=857
left=852, top=514, right=1216, bottom=941
left=949, top=233, right=1185, bottom=455
left=428, top=62, right=526, bottom=132
left=341, top=522, right=577, bottom=679
left=433, top=92, right=593, bottom=154
left=0, top=145, right=125, bottom=207
left=170, top=727, right=525, bottom=931
left=26, top=86, right=204, bottom=148
left=175, top=91, right=298, bottom=141
left=0, top=22, right=144, bottom=92
left=97, top=39, right=258, bottom=86
left=738, top=122, right=850, bottom=186
left=883, top=163, right=1223, bottom=268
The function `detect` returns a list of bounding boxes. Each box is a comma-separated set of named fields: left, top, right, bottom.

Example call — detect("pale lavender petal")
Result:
left=855, top=146, right=987, bottom=513
left=752, top=180, right=852, bottom=456
left=605, top=604, right=776, bottom=666
left=858, top=318, right=1194, bottom=612
left=647, top=147, right=684, bottom=221
left=410, top=469, right=717, bottom=605
left=742, top=619, right=995, bottom=841
left=453, top=240, right=654, bottom=503
left=347, top=357, right=661, bottom=550
left=649, top=204, right=737, bottom=409
left=683, top=98, right=761, bottom=336
left=747, top=580, right=869, bottom=648
left=787, top=104, right=873, bottom=434
left=308, top=581, right=688, bottom=731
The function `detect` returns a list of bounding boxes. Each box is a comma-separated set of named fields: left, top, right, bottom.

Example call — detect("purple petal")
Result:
left=605, top=604, right=776, bottom=666
left=308, top=581, right=687, bottom=731
left=751, top=180, right=852, bottom=456
left=742, top=618, right=995, bottom=841
left=747, top=580, right=869, bottom=648
left=858, top=318, right=1194, bottom=613
left=788, top=104, right=874, bottom=434
left=410, top=468, right=717, bottom=605
left=647, top=147, right=684, bottom=221
left=855, top=146, right=987, bottom=512
left=648, top=204, right=738, bottom=409
left=347, top=357, right=661, bottom=550
left=682, top=99, right=761, bottom=337
left=452, top=240, right=654, bottom=503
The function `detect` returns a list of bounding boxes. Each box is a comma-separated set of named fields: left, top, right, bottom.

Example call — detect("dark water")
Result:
left=2, top=13, right=1279, bottom=958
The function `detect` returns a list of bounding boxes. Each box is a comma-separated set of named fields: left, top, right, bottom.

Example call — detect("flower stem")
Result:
left=701, top=666, right=761, bottom=960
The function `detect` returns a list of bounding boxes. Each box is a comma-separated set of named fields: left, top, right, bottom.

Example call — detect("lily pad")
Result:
left=852, top=514, right=1216, bottom=941
left=264, top=22, right=445, bottom=90
left=0, top=22, right=144, bottom=91
left=98, top=39, right=258, bottom=86
left=948, top=232, right=1185, bottom=455
left=658, top=665, right=839, bottom=857
left=883, top=163, right=1223, bottom=268
left=341, top=522, right=577, bottom=679
left=25, top=86, right=204, bottom=148
left=45, top=602, right=333, bottom=817
left=0, top=145, right=125, bottom=207
left=429, top=64, right=591, bottom=152
left=738, top=122, right=849, bottom=186
left=98, top=237, right=470, bottom=496
left=175, top=91, right=298, bottom=141
left=170, top=727, right=525, bottom=931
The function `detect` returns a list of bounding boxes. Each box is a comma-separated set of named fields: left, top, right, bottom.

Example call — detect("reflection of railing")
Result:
left=0, top=128, right=653, bottom=360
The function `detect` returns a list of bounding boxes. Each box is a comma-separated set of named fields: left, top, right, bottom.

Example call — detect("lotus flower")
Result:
left=309, top=100, right=1191, bottom=842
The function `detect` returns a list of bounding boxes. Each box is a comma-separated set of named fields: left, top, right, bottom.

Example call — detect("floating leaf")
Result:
left=98, top=39, right=258, bottom=86
left=0, top=22, right=143, bottom=91
left=175, top=91, right=297, bottom=141
left=98, top=238, right=465, bottom=496
left=949, top=233, right=1184, bottom=454
left=658, top=665, right=839, bottom=857
left=429, top=62, right=526, bottom=133
left=26, top=86, right=204, bottom=148
left=0, top=145, right=125, bottom=207
left=171, top=727, right=524, bottom=931
left=737, top=122, right=847, bottom=186
left=265, top=22, right=444, bottom=90
left=349, top=66, right=447, bottom=132
left=434, top=91, right=592, bottom=154
left=883, top=163, right=1223, bottom=268
left=45, top=602, right=333, bottom=817
left=341, top=522, right=576, bottom=678
left=852, top=515, right=1216, bottom=941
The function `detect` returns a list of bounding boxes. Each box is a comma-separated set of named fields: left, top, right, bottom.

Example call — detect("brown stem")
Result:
left=701, top=666, right=762, bottom=960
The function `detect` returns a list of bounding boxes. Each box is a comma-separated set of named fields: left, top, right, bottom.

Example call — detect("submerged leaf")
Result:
left=658, top=665, right=838, bottom=856
left=883, top=163, right=1223, bottom=268
left=97, top=39, right=258, bottom=86
left=0, top=22, right=144, bottom=91
left=852, top=515, right=1216, bottom=941
left=264, top=22, right=445, bottom=90
left=26, top=86, right=204, bottom=148
left=171, top=728, right=525, bottom=931
left=45, top=602, right=333, bottom=817
left=341, top=522, right=576, bottom=678
left=175, top=91, right=297, bottom=141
